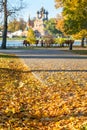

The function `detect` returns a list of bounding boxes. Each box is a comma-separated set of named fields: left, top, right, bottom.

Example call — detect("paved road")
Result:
left=0, top=48, right=87, bottom=85
left=0, top=48, right=87, bottom=71
left=0, top=49, right=87, bottom=71
left=0, top=48, right=87, bottom=58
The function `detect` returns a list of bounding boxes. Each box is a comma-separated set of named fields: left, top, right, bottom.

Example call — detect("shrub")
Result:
left=54, top=38, right=65, bottom=45
left=26, top=28, right=36, bottom=44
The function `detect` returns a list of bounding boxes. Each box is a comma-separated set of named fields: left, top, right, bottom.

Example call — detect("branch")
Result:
left=7, top=0, right=25, bottom=16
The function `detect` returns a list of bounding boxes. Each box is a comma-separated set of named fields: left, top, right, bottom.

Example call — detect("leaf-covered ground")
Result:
left=0, top=53, right=87, bottom=130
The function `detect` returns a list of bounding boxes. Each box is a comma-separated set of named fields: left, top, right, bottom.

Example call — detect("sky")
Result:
left=0, top=0, right=62, bottom=25
left=19, top=0, right=62, bottom=21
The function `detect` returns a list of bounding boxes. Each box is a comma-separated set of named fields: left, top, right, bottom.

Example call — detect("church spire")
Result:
left=28, top=15, right=31, bottom=23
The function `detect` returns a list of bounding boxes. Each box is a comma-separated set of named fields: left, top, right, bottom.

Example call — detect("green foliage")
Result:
left=71, top=50, right=87, bottom=55
left=55, top=0, right=87, bottom=38
left=44, top=18, right=61, bottom=36
left=64, top=0, right=87, bottom=35
left=26, top=28, right=36, bottom=44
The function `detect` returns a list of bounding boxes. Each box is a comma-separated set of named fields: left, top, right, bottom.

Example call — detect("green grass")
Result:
left=71, top=50, right=87, bottom=55
left=0, top=53, right=17, bottom=58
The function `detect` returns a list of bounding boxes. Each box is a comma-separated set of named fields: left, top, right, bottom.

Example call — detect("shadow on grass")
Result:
left=71, top=50, right=87, bottom=55
left=0, top=54, right=87, bottom=59
left=0, top=54, right=17, bottom=58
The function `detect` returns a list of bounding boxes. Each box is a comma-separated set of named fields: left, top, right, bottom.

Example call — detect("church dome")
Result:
left=40, top=7, right=45, bottom=13
left=40, top=7, right=44, bottom=11
left=37, top=11, right=39, bottom=14
left=46, top=11, right=48, bottom=14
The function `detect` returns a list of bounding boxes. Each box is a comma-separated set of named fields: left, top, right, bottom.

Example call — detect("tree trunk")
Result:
left=1, top=0, right=7, bottom=49
left=69, top=43, right=73, bottom=50
left=81, top=37, right=85, bottom=47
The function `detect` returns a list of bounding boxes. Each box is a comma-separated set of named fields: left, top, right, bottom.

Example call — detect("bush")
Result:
left=54, top=38, right=65, bottom=45
left=26, top=28, right=36, bottom=44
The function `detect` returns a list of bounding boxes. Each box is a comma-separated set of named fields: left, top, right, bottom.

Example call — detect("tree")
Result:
left=63, top=0, right=87, bottom=46
left=26, top=28, right=36, bottom=45
left=1, top=0, right=8, bottom=49
left=56, top=15, right=65, bottom=37
left=19, top=18, right=26, bottom=31
left=55, top=0, right=64, bottom=8
left=0, top=0, right=24, bottom=49
left=44, top=18, right=61, bottom=37
left=8, top=18, right=26, bottom=32
left=8, top=19, right=18, bottom=32
left=55, top=0, right=87, bottom=46
left=72, top=29, right=87, bottom=47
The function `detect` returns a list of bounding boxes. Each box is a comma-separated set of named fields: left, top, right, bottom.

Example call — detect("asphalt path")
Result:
left=0, top=48, right=87, bottom=58
left=0, top=48, right=87, bottom=85
left=0, top=48, right=87, bottom=71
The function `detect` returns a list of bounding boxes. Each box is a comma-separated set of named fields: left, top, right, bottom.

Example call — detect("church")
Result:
left=27, top=7, right=49, bottom=38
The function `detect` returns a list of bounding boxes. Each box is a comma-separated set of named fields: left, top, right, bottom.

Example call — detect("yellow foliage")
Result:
left=73, top=29, right=87, bottom=39
left=26, top=28, right=36, bottom=44
left=0, top=53, right=87, bottom=129
left=56, top=18, right=64, bottom=32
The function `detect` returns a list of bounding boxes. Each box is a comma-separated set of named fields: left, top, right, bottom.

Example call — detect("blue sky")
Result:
left=19, top=0, right=62, bottom=21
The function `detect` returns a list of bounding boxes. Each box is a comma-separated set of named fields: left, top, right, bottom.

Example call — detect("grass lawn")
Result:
left=0, top=53, right=87, bottom=129
left=71, top=50, right=87, bottom=55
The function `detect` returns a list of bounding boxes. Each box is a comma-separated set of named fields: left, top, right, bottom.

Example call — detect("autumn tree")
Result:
left=8, top=18, right=26, bottom=32
left=0, top=0, right=24, bottom=49
left=55, top=0, right=87, bottom=46
left=56, top=14, right=65, bottom=37
left=26, top=28, right=36, bottom=45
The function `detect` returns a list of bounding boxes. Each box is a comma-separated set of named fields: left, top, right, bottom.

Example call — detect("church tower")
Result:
left=36, top=7, right=48, bottom=21
left=27, top=15, right=34, bottom=29
left=33, top=7, right=49, bottom=37
left=27, top=7, right=49, bottom=38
